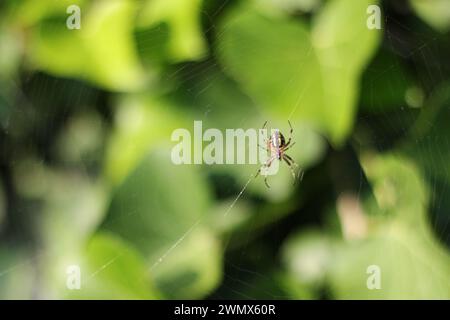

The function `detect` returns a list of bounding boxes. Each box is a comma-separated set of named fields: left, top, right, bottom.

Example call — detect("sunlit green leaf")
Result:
left=28, top=0, right=147, bottom=91
left=82, top=0, right=147, bottom=90
left=11, top=0, right=85, bottom=27
left=312, top=0, right=382, bottom=144
left=217, top=6, right=326, bottom=132
left=138, top=0, right=207, bottom=62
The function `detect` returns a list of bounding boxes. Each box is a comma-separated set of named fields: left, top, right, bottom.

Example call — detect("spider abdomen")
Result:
left=269, top=130, right=286, bottom=159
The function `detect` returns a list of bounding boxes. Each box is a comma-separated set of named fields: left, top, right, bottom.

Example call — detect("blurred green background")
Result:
left=0, top=0, right=449, bottom=299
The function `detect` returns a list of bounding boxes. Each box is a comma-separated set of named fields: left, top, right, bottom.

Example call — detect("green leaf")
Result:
left=0, top=27, right=22, bottom=82
left=166, top=66, right=326, bottom=201
left=312, top=0, right=381, bottom=76
left=404, top=83, right=450, bottom=183
left=257, top=0, right=322, bottom=14
left=137, top=0, right=207, bottom=62
left=217, top=6, right=326, bottom=131
left=312, top=0, right=382, bottom=144
left=12, top=160, right=108, bottom=250
left=28, top=0, right=147, bottom=91
left=103, top=149, right=211, bottom=258
left=102, top=148, right=222, bottom=298
left=0, top=178, right=4, bottom=228
left=410, top=0, right=450, bottom=32
left=150, top=228, right=222, bottom=299
left=82, top=0, right=147, bottom=90
left=217, top=1, right=381, bottom=146
left=360, top=153, right=428, bottom=226
left=327, top=152, right=450, bottom=299
left=281, top=228, right=332, bottom=299
left=283, top=153, right=450, bottom=299
left=0, top=248, right=34, bottom=299
left=67, top=232, right=159, bottom=299
left=11, top=0, right=86, bottom=27
left=28, top=16, right=86, bottom=77
left=328, top=225, right=450, bottom=299
left=360, top=50, right=414, bottom=113
left=105, top=94, right=187, bottom=185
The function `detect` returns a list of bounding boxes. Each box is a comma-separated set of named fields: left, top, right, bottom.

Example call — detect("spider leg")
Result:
left=282, top=156, right=297, bottom=181
left=258, top=143, right=268, bottom=151
left=284, top=154, right=298, bottom=168
left=288, top=120, right=293, bottom=132
left=282, top=141, right=296, bottom=152
left=284, top=140, right=291, bottom=148
left=255, top=154, right=275, bottom=176
left=283, top=154, right=303, bottom=184
left=264, top=176, right=270, bottom=188
left=285, top=120, right=294, bottom=146
left=262, top=120, right=268, bottom=130
left=258, top=120, right=269, bottom=156
left=256, top=154, right=276, bottom=188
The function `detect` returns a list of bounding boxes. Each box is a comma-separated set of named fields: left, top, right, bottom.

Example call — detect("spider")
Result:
left=256, top=120, right=301, bottom=188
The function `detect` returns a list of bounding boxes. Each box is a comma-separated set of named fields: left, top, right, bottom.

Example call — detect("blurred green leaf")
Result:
left=83, top=0, right=147, bottom=90
left=312, top=0, right=382, bottom=144
left=410, top=0, right=450, bottom=32
left=105, top=94, right=187, bottom=185
left=67, top=232, right=159, bottom=299
left=0, top=178, right=5, bottom=229
left=282, top=229, right=331, bottom=286
left=360, top=153, right=428, bottom=226
left=401, top=84, right=450, bottom=243
left=168, top=66, right=326, bottom=201
left=0, top=248, right=34, bottom=299
left=53, top=112, right=105, bottom=166
left=404, top=83, right=450, bottom=183
left=29, top=16, right=86, bottom=77
left=218, top=0, right=381, bottom=146
left=0, top=26, right=22, bottom=82
left=40, top=174, right=108, bottom=248
left=328, top=225, right=450, bottom=299
left=150, top=228, right=222, bottom=299
left=13, top=160, right=108, bottom=250
left=360, top=50, right=414, bottom=113
left=29, top=0, right=147, bottom=91
left=283, top=153, right=450, bottom=299
left=134, top=23, right=171, bottom=68
left=12, top=0, right=85, bottom=27
left=257, top=0, right=322, bottom=14
left=0, top=0, right=448, bottom=301
left=102, top=148, right=222, bottom=298
left=281, top=228, right=331, bottom=299
left=327, top=152, right=450, bottom=299
left=208, top=199, right=253, bottom=235
left=137, top=0, right=207, bottom=62
left=217, top=6, right=326, bottom=134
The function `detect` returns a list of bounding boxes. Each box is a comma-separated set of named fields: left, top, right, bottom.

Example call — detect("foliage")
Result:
left=0, top=0, right=449, bottom=299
